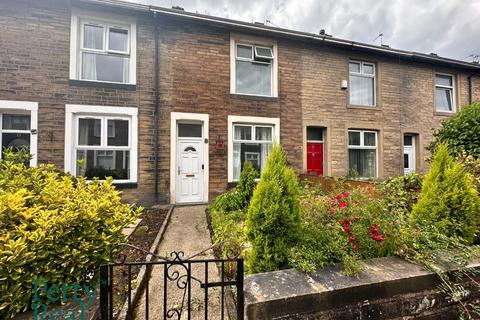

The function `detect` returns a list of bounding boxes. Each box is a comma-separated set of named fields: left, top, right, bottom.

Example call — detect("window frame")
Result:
left=435, top=73, right=456, bottom=113
left=348, top=60, right=376, bottom=107
left=347, top=129, right=378, bottom=178
left=70, top=9, right=137, bottom=85
left=230, top=35, right=278, bottom=98
left=65, top=104, right=138, bottom=184
left=0, top=101, right=38, bottom=167
left=227, top=115, right=280, bottom=182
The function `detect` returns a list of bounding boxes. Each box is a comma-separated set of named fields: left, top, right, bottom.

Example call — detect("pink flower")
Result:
left=343, top=191, right=350, bottom=197
left=348, top=236, right=356, bottom=243
left=335, top=195, right=342, bottom=201
left=343, top=225, right=351, bottom=233
left=339, top=201, right=347, bottom=209
left=353, top=245, right=360, bottom=251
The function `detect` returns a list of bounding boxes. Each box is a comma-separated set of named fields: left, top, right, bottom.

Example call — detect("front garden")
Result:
left=209, top=102, right=480, bottom=318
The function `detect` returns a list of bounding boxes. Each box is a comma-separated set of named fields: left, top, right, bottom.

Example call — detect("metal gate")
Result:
left=99, top=251, right=244, bottom=320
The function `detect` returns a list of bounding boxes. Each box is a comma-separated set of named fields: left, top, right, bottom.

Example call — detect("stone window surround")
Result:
left=64, top=104, right=138, bottom=184
left=69, top=8, right=137, bottom=85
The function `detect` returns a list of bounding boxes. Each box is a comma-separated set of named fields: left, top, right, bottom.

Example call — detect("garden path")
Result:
left=134, top=205, right=224, bottom=320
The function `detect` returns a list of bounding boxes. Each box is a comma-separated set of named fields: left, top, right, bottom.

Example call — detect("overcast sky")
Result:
left=130, top=0, right=480, bottom=61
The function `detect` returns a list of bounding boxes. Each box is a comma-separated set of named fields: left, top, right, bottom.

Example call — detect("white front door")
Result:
left=403, top=135, right=416, bottom=174
left=176, top=123, right=204, bottom=203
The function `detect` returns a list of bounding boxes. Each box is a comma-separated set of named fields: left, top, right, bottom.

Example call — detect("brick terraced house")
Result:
left=1, top=0, right=479, bottom=205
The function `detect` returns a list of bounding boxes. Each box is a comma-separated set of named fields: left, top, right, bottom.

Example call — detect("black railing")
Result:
left=99, top=251, right=244, bottom=320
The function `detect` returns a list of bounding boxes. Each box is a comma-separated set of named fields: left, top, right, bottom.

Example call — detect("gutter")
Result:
left=153, top=12, right=160, bottom=200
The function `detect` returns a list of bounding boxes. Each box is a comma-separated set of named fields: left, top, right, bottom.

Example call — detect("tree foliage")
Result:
left=428, top=102, right=480, bottom=158
left=409, top=143, right=480, bottom=244
left=246, top=144, right=300, bottom=273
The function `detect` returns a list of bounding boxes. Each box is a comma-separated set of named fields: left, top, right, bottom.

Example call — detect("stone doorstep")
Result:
left=244, top=255, right=480, bottom=319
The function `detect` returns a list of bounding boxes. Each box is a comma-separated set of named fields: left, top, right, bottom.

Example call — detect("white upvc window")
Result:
left=230, top=35, right=278, bottom=97
left=348, top=130, right=378, bottom=178
left=435, top=73, right=455, bottom=112
left=349, top=60, right=376, bottom=106
left=70, top=9, right=137, bottom=84
left=227, top=115, right=280, bottom=182
left=65, top=105, right=138, bottom=183
left=0, top=101, right=38, bottom=167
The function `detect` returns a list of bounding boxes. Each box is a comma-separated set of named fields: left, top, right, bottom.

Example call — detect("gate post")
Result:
left=99, top=265, right=109, bottom=320
left=236, top=259, right=244, bottom=320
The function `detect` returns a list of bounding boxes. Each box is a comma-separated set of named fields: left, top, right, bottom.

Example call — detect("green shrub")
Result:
left=246, top=144, right=300, bottom=273
left=236, top=161, right=258, bottom=209
left=409, top=143, right=480, bottom=244
left=381, top=173, right=423, bottom=219
left=208, top=162, right=257, bottom=260
left=0, top=151, right=141, bottom=318
left=428, top=102, right=480, bottom=158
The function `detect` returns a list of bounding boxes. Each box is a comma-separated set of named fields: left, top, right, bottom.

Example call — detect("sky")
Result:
left=128, top=0, right=480, bottom=62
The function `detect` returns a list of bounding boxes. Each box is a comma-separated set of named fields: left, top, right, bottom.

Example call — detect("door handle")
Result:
left=186, top=174, right=195, bottom=177
left=178, top=166, right=180, bottom=175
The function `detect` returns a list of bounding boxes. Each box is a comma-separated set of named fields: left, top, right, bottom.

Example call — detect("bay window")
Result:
left=349, top=61, right=376, bottom=106
left=348, top=130, right=377, bottom=177
left=70, top=10, right=136, bottom=84
left=435, top=74, right=455, bottom=112
left=65, top=105, right=138, bottom=183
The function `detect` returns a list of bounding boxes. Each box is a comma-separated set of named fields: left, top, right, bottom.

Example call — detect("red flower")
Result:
left=343, top=191, right=350, bottom=197
left=348, top=236, right=356, bottom=243
left=339, top=201, right=347, bottom=209
left=344, top=218, right=350, bottom=226
left=353, top=245, right=360, bottom=251
left=335, top=195, right=342, bottom=201
left=343, top=225, right=351, bottom=233
left=369, top=224, right=385, bottom=242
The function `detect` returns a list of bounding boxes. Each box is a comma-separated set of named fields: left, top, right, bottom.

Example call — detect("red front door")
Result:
left=307, top=142, right=323, bottom=175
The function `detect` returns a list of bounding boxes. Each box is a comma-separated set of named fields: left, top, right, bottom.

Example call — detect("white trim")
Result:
left=227, top=115, right=280, bottom=182
left=435, top=72, right=456, bottom=113
left=230, top=34, right=278, bottom=97
left=0, top=100, right=38, bottom=167
left=170, top=112, right=209, bottom=204
left=69, top=8, right=137, bottom=85
left=64, top=104, right=138, bottom=183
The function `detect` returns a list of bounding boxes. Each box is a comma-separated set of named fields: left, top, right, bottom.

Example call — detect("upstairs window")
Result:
left=349, top=61, right=376, bottom=106
left=435, top=74, right=455, bottom=112
left=234, top=43, right=275, bottom=96
left=70, top=10, right=136, bottom=84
